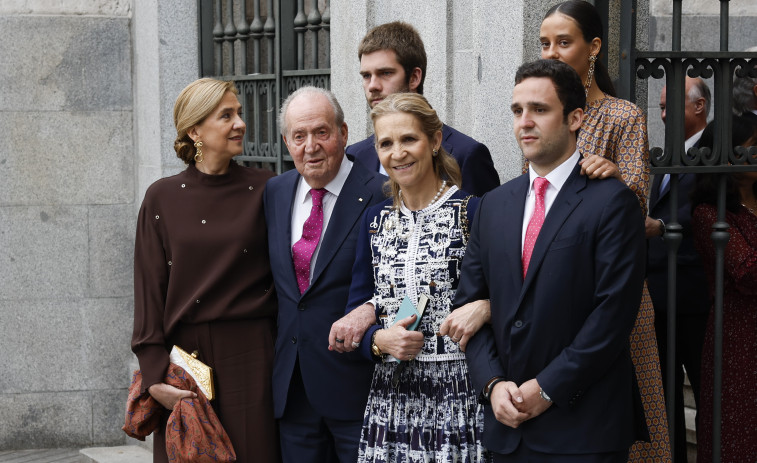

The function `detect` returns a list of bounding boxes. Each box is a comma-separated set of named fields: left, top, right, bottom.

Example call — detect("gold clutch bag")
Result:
left=169, top=345, right=215, bottom=401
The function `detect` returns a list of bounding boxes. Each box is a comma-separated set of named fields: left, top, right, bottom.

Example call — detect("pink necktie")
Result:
left=522, top=177, right=549, bottom=279
left=293, top=188, right=327, bottom=294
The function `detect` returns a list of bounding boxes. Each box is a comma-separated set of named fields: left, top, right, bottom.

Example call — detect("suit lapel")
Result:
left=309, top=166, right=375, bottom=290
left=505, top=176, right=529, bottom=294
left=274, top=172, right=302, bottom=300
left=519, top=164, right=585, bottom=301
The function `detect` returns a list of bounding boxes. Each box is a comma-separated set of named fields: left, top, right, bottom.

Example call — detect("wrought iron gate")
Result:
left=198, top=0, right=331, bottom=173
left=636, top=2, right=757, bottom=462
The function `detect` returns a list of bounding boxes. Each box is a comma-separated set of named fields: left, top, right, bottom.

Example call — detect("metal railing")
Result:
left=199, top=0, right=331, bottom=173
left=636, top=1, right=757, bottom=461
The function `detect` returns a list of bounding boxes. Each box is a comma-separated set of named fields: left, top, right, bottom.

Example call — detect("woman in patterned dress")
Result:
left=539, top=2, right=670, bottom=461
left=691, top=120, right=757, bottom=462
left=333, top=92, right=491, bottom=463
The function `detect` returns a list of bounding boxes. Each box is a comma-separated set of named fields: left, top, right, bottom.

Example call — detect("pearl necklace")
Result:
left=391, top=180, right=447, bottom=240
left=399, top=180, right=447, bottom=212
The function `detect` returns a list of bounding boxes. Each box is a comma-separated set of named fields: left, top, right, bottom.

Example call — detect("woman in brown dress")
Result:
left=539, top=2, right=670, bottom=461
left=131, top=78, right=279, bottom=462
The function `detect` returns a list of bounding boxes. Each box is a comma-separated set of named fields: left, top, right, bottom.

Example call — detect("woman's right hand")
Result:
left=374, top=315, right=424, bottom=361
left=148, top=382, right=197, bottom=410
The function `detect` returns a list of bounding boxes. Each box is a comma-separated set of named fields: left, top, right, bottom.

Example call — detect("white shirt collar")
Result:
left=685, top=128, right=705, bottom=152
left=528, top=149, right=580, bottom=194
left=296, top=154, right=352, bottom=204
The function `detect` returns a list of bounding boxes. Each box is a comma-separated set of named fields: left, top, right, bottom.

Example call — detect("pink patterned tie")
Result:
left=522, top=177, right=549, bottom=279
left=293, top=188, right=327, bottom=293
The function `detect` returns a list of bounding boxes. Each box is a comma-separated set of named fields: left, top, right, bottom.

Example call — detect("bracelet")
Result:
left=483, top=376, right=506, bottom=401
left=658, top=218, right=666, bottom=236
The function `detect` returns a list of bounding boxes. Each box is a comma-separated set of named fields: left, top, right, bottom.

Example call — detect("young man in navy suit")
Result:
left=347, top=21, right=500, bottom=196
left=264, top=87, right=385, bottom=463
left=454, top=60, right=647, bottom=462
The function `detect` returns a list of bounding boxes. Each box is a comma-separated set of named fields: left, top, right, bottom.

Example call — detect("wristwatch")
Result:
left=370, top=330, right=383, bottom=358
left=539, top=387, right=552, bottom=403
left=657, top=218, right=666, bottom=236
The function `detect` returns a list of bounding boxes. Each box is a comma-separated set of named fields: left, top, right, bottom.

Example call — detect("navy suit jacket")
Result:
left=346, top=124, right=500, bottom=196
left=647, top=172, right=709, bottom=315
left=264, top=161, right=386, bottom=421
left=454, top=162, right=647, bottom=455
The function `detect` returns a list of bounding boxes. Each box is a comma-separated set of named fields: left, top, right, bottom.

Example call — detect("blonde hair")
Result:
left=173, top=78, right=239, bottom=164
left=370, top=93, right=461, bottom=207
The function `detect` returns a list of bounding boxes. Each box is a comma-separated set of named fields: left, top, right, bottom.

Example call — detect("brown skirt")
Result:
left=152, top=317, right=280, bottom=463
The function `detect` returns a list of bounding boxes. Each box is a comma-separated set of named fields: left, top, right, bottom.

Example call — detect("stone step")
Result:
left=79, top=446, right=151, bottom=463
left=0, top=449, right=80, bottom=462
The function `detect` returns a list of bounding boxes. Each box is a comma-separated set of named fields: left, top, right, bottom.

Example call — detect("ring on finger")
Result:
left=335, top=338, right=345, bottom=343
left=351, top=341, right=360, bottom=348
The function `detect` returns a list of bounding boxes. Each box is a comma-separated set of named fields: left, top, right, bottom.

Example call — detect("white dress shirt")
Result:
left=521, top=150, right=581, bottom=249
left=291, top=155, right=353, bottom=282
left=658, top=128, right=705, bottom=194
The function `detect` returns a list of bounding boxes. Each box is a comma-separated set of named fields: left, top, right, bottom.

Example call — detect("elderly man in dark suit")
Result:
left=648, top=76, right=711, bottom=463
left=347, top=21, right=499, bottom=196
left=264, top=86, right=385, bottom=463
left=454, top=59, right=647, bottom=462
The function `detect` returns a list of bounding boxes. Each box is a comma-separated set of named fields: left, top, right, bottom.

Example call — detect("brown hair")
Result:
left=370, top=93, right=461, bottom=208
left=358, top=21, right=427, bottom=94
left=173, top=78, right=239, bottom=164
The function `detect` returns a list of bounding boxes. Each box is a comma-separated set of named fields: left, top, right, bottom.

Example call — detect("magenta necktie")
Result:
left=522, top=177, right=549, bottom=279
left=293, top=188, right=327, bottom=294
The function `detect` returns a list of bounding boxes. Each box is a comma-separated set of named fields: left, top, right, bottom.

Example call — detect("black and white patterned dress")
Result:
left=349, top=187, right=491, bottom=463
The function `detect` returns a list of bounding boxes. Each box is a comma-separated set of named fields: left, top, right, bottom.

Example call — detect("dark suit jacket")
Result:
left=346, top=124, right=500, bottom=196
left=647, top=172, right=709, bottom=315
left=455, top=162, right=647, bottom=455
left=264, top=161, right=386, bottom=421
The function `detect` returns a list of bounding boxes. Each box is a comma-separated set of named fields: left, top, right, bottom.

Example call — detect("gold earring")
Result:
left=585, top=55, right=597, bottom=97
left=433, top=149, right=438, bottom=157
left=194, top=141, right=204, bottom=163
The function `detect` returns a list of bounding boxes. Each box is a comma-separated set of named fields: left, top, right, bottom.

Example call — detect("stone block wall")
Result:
left=0, top=4, right=135, bottom=449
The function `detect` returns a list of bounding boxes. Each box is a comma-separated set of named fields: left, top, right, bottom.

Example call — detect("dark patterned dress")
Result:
left=692, top=204, right=757, bottom=463
left=580, top=96, right=671, bottom=462
left=351, top=187, right=491, bottom=463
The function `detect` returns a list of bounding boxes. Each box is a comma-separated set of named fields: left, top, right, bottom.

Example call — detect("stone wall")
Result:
left=0, top=2, right=135, bottom=448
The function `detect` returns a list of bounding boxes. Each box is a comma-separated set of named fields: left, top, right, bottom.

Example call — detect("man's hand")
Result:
left=329, top=303, right=376, bottom=353
left=490, top=380, right=529, bottom=428
left=579, top=155, right=622, bottom=181
left=513, top=378, right=552, bottom=419
left=438, top=299, right=490, bottom=352
left=148, top=382, right=196, bottom=410
left=645, top=216, right=664, bottom=238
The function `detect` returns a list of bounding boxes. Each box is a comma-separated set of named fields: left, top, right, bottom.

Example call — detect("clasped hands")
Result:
left=490, top=378, right=552, bottom=429
left=329, top=299, right=491, bottom=354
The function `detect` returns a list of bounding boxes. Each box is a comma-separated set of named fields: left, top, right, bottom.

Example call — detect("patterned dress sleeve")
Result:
left=131, top=187, right=171, bottom=394
left=607, top=100, right=650, bottom=213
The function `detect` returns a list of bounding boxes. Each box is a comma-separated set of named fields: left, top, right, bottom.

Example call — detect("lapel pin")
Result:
left=358, top=198, right=364, bottom=202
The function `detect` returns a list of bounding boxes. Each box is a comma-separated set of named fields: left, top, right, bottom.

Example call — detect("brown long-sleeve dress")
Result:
left=132, top=161, right=279, bottom=463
